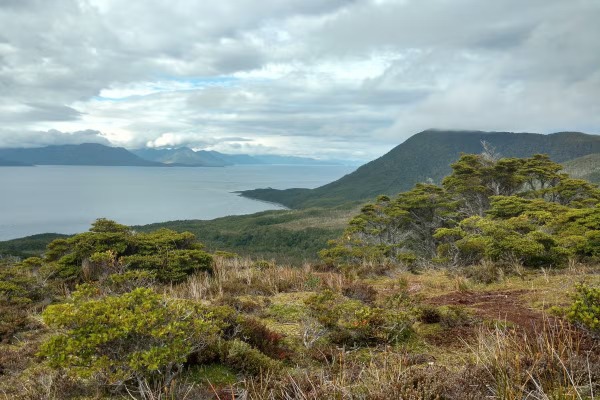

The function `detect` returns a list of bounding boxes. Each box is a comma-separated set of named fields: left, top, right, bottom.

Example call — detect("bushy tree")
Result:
left=40, top=287, right=230, bottom=396
left=320, top=185, right=456, bottom=267
left=40, top=219, right=212, bottom=283
left=324, top=151, right=600, bottom=269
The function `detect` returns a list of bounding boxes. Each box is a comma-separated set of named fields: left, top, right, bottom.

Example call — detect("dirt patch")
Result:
left=426, top=289, right=546, bottom=333
left=424, top=326, right=477, bottom=348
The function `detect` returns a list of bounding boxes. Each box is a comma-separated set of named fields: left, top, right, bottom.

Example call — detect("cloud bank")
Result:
left=1, top=0, right=598, bottom=160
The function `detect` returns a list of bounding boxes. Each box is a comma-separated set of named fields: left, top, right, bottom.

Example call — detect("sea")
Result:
left=0, top=164, right=356, bottom=240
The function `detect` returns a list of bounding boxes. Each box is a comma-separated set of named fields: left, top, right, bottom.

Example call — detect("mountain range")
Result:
left=0, top=143, right=340, bottom=167
left=0, top=143, right=161, bottom=166
left=131, top=147, right=343, bottom=167
left=240, top=129, right=600, bottom=208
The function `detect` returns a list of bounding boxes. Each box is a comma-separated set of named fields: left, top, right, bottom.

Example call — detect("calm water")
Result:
left=0, top=165, right=355, bottom=240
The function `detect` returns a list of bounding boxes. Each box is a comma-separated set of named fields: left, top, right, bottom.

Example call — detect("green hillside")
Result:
left=562, top=153, right=600, bottom=184
left=241, top=130, right=600, bottom=208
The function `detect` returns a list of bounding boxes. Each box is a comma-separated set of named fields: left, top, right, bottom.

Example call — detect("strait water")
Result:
left=0, top=165, right=355, bottom=240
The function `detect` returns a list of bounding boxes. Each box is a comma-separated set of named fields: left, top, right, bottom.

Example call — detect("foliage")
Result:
left=320, top=184, right=456, bottom=267
left=304, top=290, right=413, bottom=346
left=233, top=316, right=290, bottom=360
left=566, top=283, right=600, bottom=335
left=326, top=152, right=600, bottom=269
left=40, top=287, right=228, bottom=392
left=0, top=260, right=48, bottom=342
left=39, top=218, right=212, bottom=283
left=220, top=339, right=280, bottom=376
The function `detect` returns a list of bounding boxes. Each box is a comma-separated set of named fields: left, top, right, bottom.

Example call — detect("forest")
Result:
left=1, top=151, right=599, bottom=399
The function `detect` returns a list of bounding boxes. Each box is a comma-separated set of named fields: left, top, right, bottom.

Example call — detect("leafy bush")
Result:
left=234, top=317, right=291, bottom=360
left=40, top=287, right=228, bottom=393
left=38, top=219, right=212, bottom=283
left=305, top=290, right=413, bottom=346
left=0, top=262, right=47, bottom=342
left=342, top=281, right=378, bottom=304
left=567, top=283, right=600, bottom=335
left=220, top=340, right=280, bottom=376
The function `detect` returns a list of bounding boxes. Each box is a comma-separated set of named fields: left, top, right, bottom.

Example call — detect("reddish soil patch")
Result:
left=426, top=289, right=546, bottom=333
left=424, top=326, right=477, bottom=348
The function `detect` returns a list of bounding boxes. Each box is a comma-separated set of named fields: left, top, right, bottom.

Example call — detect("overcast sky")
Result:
left=0, top=0, right=598, bottom=160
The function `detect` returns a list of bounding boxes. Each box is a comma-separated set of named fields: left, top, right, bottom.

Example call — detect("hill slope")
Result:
left=241, top=130, right=600, bottom=208
left=0, top=143, right=162, bottom=166
left=562, top=153, right=600, bottom=184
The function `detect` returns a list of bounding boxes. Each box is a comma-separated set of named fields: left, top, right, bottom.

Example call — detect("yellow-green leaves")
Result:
left=40, top=287, right=225, bottom=385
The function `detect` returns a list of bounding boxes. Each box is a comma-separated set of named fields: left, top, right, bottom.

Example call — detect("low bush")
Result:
left=40, top=287, right=229, bottom=395
left=460, top=260, right=505, bottom=284
left=220, top=340, right=280, bottom=376
left=234, top=317, right=291, bottom=360
left=305, top=290, right=413, bottom=347
left=342, top=281, right=378, bottom=304
left=567, top=283, right=600, bottom=336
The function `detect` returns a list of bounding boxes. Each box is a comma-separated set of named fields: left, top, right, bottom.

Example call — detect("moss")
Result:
left=185, top=364, right=237, bottom=386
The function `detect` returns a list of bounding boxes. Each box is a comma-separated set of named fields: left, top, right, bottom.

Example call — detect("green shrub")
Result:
left=439, top=305, right=476, bottom=328
left=41, top=219, right=210, bottom=283
left=234, top=317, right=291, bottom=360
left=461, top=261, right=504, bottom=284
left=104, top=270, right=157, bottom=293
left=40, top=287, right=227, bottom=391
left=342, top=281, right=378, bottom=304
left=305, top=290, right=413, bottom=346
left=567, top=283, right=600, bottom=335
left=221, top=340, right=280, bottom=376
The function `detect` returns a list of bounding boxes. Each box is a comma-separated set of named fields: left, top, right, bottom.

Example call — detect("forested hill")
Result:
left=241, top=130, right=600, bottom=208
left=562, top=153, right=600, bottom=184
left=0, top=143, right=162, bottom=166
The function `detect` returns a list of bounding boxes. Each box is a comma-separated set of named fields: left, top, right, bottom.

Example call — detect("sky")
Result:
left=0, top=0, right=599, bottom=161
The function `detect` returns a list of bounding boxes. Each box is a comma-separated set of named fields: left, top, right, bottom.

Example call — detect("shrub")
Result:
left=567, top=283, right=600, bottom=335
left=221, top=340, right=280, bottom=376
left=418, top=305, right=442, bottom=324
left=342, top=281, right=378, bottom=304
left=41, top=219, right=210, bottom=283
left=40, top=287, right=227, bottom=394
left=461, top=260, right=504, bottom=284
left=439, top=305, right=476, bottom=328
left=104, top=270, right=157, bottom=294
left=0, top=262, right=48, bottom=342
left=234, top=317, right=291, bottom=360
left=305, top=291, right=413, bottom=346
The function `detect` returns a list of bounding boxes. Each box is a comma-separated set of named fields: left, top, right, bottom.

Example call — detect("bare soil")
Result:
left=426, top=289, right=545, bottom=332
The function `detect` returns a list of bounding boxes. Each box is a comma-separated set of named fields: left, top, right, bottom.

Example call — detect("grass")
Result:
left=2, top=256, right=599, bottom=399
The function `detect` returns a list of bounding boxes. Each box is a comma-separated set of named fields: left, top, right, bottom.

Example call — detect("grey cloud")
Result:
left=0, top=0, right=598, bottom=160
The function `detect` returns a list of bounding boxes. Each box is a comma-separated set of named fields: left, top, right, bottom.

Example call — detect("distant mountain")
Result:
left=240, top=129, right=600, bottom=208
left=209, top=152, right=264, bottom=165
left=132, top=147, right=341, bottom=166
left=0, top=143, right=162, bottom=166
left=562, top=153, right=600, bottom=184
left=252, top=155, right=340, bottom=165
left=131, top=147, right=231, bottom=167
left=0, top=158, right=31, bottom=166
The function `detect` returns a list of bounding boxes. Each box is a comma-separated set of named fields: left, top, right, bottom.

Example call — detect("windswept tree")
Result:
left=323, top=150, right=600, bottom=269
left=42, top=219, right=213, bottom=284
left=320, top=184, right=457, bottom=266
